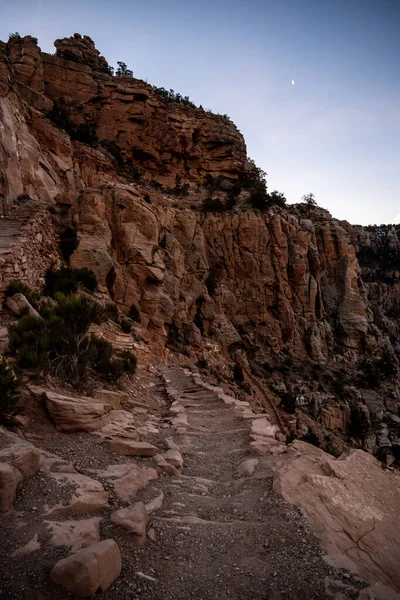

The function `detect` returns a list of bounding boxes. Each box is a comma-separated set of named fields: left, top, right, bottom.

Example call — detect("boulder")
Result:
left=108, top=439, right=157, bottom=457
left=111, top=502, right=148, bottom=537
left=50, top=539, right=122, bottom=597
left=0, top=462, right=22, bottom=512
left=0, top=426, right=41, bottom=477
left=42, top=389, right=112, bottom=432
left=5, top=293, right=40, bottom=318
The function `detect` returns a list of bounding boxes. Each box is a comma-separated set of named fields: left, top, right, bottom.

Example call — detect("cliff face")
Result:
left=1, top=34, right=400, bottom=465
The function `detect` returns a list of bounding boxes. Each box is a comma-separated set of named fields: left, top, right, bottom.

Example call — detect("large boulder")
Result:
left=274, top=441, right=400, bottom=592
left=38, top=389, right=112, bottom=432
left=0, top=463, right=22, bottom=512
left=0, top=427, right=40, bottom=512
left=50, top=539, right=121, bottom=597
left=5, top=293, right=40, bottom=318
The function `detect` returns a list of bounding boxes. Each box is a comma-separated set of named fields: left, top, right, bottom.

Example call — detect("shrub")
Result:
left=301, top=428, right=320, bottom=447
left=233, top=363, right=244, bottom=382
left=150, top=179, right=163, bottom=190
left=194, top=312, right=204, bottom=334
left=5, top=280, right=39, bottom=308
left=120, top=319, right=132, bottom=334
left=116, top=62, right=133, bottom=77
left=170, top=175, right=189, bottom=196
left=8, top=32, right=20, bottom=41
left=128, top=304, right=141, bottom=323
left=59, top=226, right=79, bottom=261
left=48, top=103, right=98, bottom=148
left=103, top=303, right=120, bottom=323
left=70, top=123, right=99, bottom=146
left=196, top=359, right=208, bottom=369
left=268, top=190, right=287, bottom=208
left=202, top=196, right=225, bottom=212
left=9, top=294, right=135, bottom=385
left=249, top=189, right=268, bottom=210
left=44, top=267, right=97, bottom=297
left=203, top=174, right=216, bottom=190
left=0, top=356, right=22, bottom=423
left=205, top=267, right=221, bottom=296
left=144, top=193, right=152, bottom=204
left=302, top=192, right=317, bottom=206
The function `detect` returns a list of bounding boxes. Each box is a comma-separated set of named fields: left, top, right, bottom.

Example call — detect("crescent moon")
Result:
left=292, top=80, right=295, bottom=85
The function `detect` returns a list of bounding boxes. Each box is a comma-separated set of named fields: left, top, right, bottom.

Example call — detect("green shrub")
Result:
left=120, top=319, right=132, bottom=334
left=103, top=303, right=120, bottom=323
left=8, top=294, right=135, bottom=386
left=268, top=190, right=287, bottom=208
left=249, top=189, right=268, bottom=210
left=59, top=226, right=79, bottom=261
left=5, top=280, right=39, bottom=308
left=116, top=61, right=133, bottom=77
left=128, top=303, right=141, bottom=323
left=233, top=363, right=244, bottom=382
left=44, top=267, right=97, bottom=297
left=0, top=356, right=22, bottom=423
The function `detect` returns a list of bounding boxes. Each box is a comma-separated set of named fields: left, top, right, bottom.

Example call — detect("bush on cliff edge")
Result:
left=9, top=293, right=136, bottom=386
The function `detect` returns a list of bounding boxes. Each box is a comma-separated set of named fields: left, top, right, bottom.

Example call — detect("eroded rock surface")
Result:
left=274, top=441, right=400, bottom=591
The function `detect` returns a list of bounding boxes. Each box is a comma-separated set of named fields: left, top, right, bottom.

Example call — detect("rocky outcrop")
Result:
left=274, top=441, right=400, bottom=591
left=54, top=33, right=110, bottom=73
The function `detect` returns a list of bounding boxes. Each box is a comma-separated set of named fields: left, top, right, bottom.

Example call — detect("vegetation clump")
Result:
left=59, top=226, right=79, bottom=261
left=9, top=293, right=136, bottom=385
left=128, top=303, right=141, bottom=323
left=0, top=356, right=22, bottom=423
left=115, top=61, right=133, bottom=77
left=44, top=267, right=97, bottom=297
left=233, top=363, right=244, bottom=382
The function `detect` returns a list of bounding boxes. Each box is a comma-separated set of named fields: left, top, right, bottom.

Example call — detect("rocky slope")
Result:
left=2, top=33, right=400, bottom=465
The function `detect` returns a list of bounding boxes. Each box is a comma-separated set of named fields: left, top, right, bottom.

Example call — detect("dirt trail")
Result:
left=0, top=366, right=364, bottom=600
left=120, top=366, right=362, bottom=600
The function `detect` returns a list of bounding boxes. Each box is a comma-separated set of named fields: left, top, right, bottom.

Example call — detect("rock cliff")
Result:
left=1, top=33, right=400, bottom=468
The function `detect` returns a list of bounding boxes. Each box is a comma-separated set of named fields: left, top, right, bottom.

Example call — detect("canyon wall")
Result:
left=1, top=34, right=400, bottom=464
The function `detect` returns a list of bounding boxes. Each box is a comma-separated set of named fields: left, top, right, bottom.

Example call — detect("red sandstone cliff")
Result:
left=1, top=34, right=400, bottom=465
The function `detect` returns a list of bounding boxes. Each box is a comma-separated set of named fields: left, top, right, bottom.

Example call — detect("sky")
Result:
left=1, top=0, right=399, bottom=225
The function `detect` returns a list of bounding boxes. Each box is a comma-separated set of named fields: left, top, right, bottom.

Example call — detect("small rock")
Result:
left=108, top=439, right=158, bottom=457
left=111, top=502, right=148, bottom=538
left=50, top=539, right=122, bottom=597
left=238, top=458, right=258, bottom=477
left=162, top=449, right=183, bottom=470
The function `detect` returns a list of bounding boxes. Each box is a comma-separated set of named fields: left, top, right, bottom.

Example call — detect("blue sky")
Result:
left=1, top=0, right=399, bottom=225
